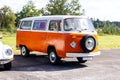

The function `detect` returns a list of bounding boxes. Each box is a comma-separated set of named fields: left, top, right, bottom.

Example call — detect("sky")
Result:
left=0, top=0, right=120, bottom=21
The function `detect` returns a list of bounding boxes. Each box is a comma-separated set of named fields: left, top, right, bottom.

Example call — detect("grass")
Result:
left=1, top=36, right=16, bottom=47
left=0, top=33, right=120, bottom=54
left=98, top=35, right=120, bottom=49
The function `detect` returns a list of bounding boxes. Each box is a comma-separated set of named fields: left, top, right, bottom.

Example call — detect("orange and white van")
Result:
left=16, top=15, right=100, bottom=64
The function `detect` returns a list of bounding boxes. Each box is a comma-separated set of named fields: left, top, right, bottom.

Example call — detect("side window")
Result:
left=33, top=20, right=47, bottom=30
left=20, top=21, right=32, bottom=30
left=49, top=20, right=61, bottom=31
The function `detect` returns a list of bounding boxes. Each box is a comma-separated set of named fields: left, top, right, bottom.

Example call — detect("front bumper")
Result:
left=66, top=51, right=101, bottom=57
left=0, top=58, right=13, bottom=64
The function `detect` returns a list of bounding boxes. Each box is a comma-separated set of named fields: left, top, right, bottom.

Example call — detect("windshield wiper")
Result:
left=65, top=28, right=74, bottom=31
left=81, top=28, right=88, bottom=31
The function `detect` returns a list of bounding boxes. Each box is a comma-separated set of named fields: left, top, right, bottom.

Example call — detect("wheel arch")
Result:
left=19, top=44, right=28, bottom=50
left=47, top=45, right=56, bottom=54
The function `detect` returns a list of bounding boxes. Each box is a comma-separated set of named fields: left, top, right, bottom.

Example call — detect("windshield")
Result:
left=64, top=18, right=95, bottom=32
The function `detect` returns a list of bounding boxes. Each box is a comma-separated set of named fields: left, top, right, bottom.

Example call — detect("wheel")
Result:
left=4, top=62, right=12, bottom=70
left=21, top=46, right=30, bottom=57
left=48, top=49, right=61, bottom=64
left=77, top=57, right=87, bottom=63
left=81, top=35, right=96, bottom=53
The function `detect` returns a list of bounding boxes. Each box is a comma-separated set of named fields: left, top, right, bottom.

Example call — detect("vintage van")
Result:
left=16, top=15, right=100, bottom=64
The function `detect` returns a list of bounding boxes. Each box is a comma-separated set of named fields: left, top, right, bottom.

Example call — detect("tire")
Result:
left=21, top=46, right=30, bottom=57
left=48, top=49, right=61, bottom=65
left=77, top=57, right=87, bottom=63
left=81, top=35, right=96, bottom=53
left=4, top=62, right=12, bottom=70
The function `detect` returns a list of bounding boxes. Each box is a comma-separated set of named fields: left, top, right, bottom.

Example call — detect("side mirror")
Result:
left=0, top=35, right=3, bottom=39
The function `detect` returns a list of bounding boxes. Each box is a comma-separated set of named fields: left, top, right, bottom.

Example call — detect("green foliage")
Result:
left=102, top=23, right=120, bottom=35
left=92, top=19, right=120, bottom=35
left=101, top=22, right=120, bottom=35
left=68, top=0, right=81, bottom=15
left=42, top=0, right=81, bottom=15
left=92, top=19, right=104, bottom=28
left=15, top=0, right=42, bottom=26
left=0, top=6, right=16, bottom=33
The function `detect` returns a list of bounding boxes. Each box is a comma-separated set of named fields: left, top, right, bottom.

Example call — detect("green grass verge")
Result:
left=0, top=34, right=120, bottom=54
left=99, top=35, right=120, bottom=49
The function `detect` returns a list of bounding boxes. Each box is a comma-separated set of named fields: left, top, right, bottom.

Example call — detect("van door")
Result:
left=30, top=20, right=48, bottom=52
left=47, top=20, right=66, bottom=57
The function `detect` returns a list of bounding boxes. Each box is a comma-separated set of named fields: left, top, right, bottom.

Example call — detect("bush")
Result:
left=97, top=23, right=120, bottom=35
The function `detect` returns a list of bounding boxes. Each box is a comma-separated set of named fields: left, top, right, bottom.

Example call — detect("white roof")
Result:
left=20, top=15, right=88, bottom=21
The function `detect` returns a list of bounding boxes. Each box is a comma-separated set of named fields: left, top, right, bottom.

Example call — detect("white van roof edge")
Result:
left=20, top=15, right=88, bottom=21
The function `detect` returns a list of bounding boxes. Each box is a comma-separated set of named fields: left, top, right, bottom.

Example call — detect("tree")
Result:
left=68, top=0, right=81, bottom=15
left=0, top=6, right=16, bottom=32
left=102, top=21, right=120, bottom=35
left=15, top=0, right=42, bottom=26
left=42, top=0, right=81, bottom=15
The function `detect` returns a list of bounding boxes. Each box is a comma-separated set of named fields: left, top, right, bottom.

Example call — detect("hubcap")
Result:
left=22, top=47, right=26, bottom=55
left=49, top=52, right=56, bottom=63
left=85, top=38, right=95, bottom=50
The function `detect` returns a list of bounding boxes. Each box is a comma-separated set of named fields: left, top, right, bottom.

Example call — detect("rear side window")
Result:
left=49, top=20, right=61, bottom=31
left=20, top=21, right=32, bottom=30
left=32, top=20, right=47, bottom=30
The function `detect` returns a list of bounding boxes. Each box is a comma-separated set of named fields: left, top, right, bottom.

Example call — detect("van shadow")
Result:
left=1, top=54, right=87, bottom=71
left=0, top=68, right=5, bottom=71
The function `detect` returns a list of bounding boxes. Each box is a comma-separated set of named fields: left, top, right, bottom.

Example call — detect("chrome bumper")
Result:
left=66, top=51, right=101, bottom=57
left=0, top=58, right=13, bottom=64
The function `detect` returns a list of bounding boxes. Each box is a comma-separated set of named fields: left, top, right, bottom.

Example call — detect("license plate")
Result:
left=82, top=57, right=93, bottom=60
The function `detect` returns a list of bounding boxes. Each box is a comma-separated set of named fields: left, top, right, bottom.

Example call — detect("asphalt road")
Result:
left=0, top=49, right=120, bottom=80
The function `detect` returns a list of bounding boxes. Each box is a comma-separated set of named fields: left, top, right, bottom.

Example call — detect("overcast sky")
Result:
left=0, top=0, right=120, bottom=21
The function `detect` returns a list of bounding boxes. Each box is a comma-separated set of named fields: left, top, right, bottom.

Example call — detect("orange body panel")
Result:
left=46, top=32, right=66, bottom=57
left=17, top=31, right=47, bottom=52
left=65, top=33, right=99, bottom=53
left=17, top=31, right=66, bottom=57
left=17, top=30, right=99, bottom=58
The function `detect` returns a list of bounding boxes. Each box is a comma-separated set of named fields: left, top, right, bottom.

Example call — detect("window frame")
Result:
left=32, top=20, right=47, bottom=31
left=48, top=20, right=62, bottom=31
left=19, top=20, right=32, bottom=30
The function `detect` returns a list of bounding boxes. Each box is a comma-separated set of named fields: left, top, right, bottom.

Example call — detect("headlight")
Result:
left=81, top=35, right=96, bottom=52
left=5, top=49, right=12, bottom=56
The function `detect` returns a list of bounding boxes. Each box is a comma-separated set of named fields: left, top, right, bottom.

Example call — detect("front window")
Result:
left=64, top=18, right=95, bottom=32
